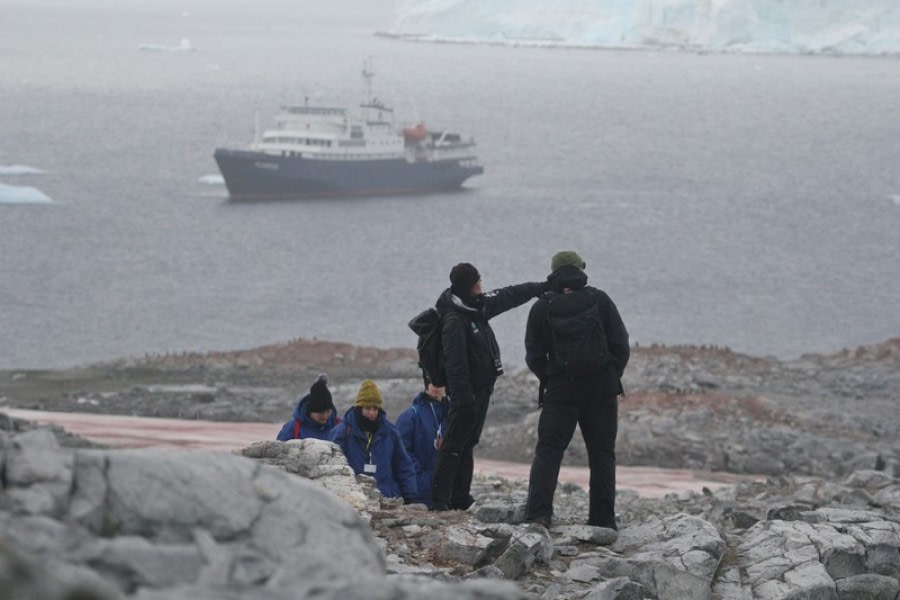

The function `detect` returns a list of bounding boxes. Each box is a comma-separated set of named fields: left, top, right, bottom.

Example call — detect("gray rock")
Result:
left=552, top=525, right=619, bottom=546
left=584, top=577, right=646, bottom=600
left=609, top=514, right=725, bottom=599
left=472, top=498, right=526, bottom=524
left=736, top=519, right=845, bottom=599
left=835, top=574, right=900, bottom=600
left=72, top=536, right=205, bottom=589
left=70, top=451, right=109, bottom=531
left=492, top=525, right=553, bottom=579
left=237, top=439, right=372, bottom=511
left=566, top=563, right=602, bottom=583
left=1, top=429, right=73, bottom=517
left=0, top=539, right=120, bottom=600
left=767, top=502, right=815, bottom=521
left=103, top=450, right=266, bottom=541
left=437, top=527, right=496, bottom=566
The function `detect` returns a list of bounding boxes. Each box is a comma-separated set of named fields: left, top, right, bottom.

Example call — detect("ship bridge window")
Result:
left=350, top=125, right=364, bottom=140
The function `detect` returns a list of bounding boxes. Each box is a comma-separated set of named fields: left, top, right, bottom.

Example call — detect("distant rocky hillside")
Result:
left=1, top=337, right=897, bottom=479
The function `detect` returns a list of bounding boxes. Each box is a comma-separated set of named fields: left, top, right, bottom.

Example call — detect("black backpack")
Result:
left=546, top=289, right=610, bottom=378
left=408, top=308, right=447, bottom=387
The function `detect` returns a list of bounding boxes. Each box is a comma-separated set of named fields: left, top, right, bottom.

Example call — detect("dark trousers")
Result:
left=431, top=388, right=492, bottom=509
left=525, top=376, right=618, bottom=527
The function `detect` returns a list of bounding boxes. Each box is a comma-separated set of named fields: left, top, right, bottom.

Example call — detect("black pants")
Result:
left=525, top=376, right=618, bottom=527
left=431, top=388, right=492, bottom=509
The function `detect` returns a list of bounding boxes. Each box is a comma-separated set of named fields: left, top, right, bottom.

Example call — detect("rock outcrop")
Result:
left=0, top=429, right=523, bottom=599
left=3, top=427, right=899, bottom=598
left=236, top=438, right=900, bottom=599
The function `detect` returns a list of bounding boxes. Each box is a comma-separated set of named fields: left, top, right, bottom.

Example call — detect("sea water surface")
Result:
left=1, top=0, right=898, bottom=369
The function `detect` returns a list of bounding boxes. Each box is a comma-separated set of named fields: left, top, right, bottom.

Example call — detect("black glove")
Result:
left=540, top=278, right=552, bottom=293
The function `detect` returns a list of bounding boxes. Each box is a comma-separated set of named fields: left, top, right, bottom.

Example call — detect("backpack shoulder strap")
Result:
left=293, top=418, right=301, bottom=439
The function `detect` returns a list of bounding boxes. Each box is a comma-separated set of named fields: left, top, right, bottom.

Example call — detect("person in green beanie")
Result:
left=330, top=380, right=418, bottom=502
left=523, top=251, right=630, bottom=533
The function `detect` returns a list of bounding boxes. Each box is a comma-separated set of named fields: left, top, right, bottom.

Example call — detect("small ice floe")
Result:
left=198, top=174, right=224, bottom=185
left=138, top=38, right=196, bottom=52
left=0, top=182, right=53, bottom=204
left=76, top=397, right=100, bottom=406
left=0, top=164, right=46, bottom=175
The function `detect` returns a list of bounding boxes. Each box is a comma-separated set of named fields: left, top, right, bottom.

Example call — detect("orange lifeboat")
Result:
left=402, top=123, right=428, bottom=142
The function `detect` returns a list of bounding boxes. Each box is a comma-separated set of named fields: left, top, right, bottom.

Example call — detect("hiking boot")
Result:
left=524, top=516, right=552, bottom=528
left=450, top=496, right=475, bottom=511
left=430, top=502, right=452, bottom=512
left=586, top=520, right=618, bottom=531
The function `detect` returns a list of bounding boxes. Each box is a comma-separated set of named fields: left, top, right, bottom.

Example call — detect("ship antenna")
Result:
left=362, top=56, right=374, bottom=103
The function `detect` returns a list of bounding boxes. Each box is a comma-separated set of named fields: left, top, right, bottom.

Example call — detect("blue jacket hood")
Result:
left=276, top=394, right=339, bottom=441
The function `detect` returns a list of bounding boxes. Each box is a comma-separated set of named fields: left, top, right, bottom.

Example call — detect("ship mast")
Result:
left=362, top=57, right=375, bottom=105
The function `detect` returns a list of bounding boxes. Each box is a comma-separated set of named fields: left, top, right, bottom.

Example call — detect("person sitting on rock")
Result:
left=330, top=380, right=418, bottom=503
left=276, top=374, right=340, bottom=441
left=395, top=375, right=448, bottom=508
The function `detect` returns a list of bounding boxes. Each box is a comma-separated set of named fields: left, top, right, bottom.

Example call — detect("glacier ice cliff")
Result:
left=389, top=0, right=900, bottom=55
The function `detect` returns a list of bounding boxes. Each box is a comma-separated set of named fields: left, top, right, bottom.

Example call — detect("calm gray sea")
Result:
left=1, top=0, right=898, bottom=369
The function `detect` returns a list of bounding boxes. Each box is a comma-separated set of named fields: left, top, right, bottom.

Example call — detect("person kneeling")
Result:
left=330, top=380, right=418, bottom=504
left=276, top=374, right=340, bottom=441
left=396, top=376, right=448, bottom=508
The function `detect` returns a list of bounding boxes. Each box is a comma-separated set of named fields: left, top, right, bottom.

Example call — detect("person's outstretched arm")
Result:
left=483, top=281, right=545, bottom=320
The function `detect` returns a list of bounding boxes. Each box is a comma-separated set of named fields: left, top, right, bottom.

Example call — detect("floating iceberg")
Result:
left=389, top=0, right=900, bottom=55
left=138, top=38, right=196, bottom=52
left=0, top=164, right=46, bottom=175
left=0, top=182, right=53, bottom=204
left=197, top=174, right=224, bottom=185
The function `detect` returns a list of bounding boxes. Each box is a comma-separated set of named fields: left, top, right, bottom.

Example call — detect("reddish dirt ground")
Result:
left=4, top=408, right=757, bottom=498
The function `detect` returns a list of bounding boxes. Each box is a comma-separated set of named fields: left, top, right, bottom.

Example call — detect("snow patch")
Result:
left=389, top=0, right=900, bottom=55
left=198, top=174, right=224, bottom=185
left=0, top=164, right=46, bottom=175
left=0, top=182, right=53, bottom=204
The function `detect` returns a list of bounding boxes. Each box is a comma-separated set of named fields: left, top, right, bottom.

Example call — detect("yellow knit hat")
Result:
left=354, top=380, right=383, bottom=408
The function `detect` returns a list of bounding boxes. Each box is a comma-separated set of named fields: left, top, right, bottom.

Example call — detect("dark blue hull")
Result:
left=213, top=149, right=484, bottom=200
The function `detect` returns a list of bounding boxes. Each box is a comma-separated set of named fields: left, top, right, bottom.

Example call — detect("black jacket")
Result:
left=436, top=282, right=544, bottom=404
left=525, top=266, right=630, bottom=396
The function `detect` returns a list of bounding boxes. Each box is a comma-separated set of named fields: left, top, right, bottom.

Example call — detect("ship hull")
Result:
left=213, top=149, right=484, bottom=200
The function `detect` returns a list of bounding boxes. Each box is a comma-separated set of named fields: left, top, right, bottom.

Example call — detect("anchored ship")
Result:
left=214, top=63, right=484, bottom=200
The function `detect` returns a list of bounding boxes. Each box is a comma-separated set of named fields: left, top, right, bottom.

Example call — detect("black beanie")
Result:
left=449, top=262, right=481, bottom=296
left=307, top=374, right=334, bottom=413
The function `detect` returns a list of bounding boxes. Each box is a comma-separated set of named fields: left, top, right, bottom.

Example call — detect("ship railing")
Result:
left=313, top=151, right=407, bottom=161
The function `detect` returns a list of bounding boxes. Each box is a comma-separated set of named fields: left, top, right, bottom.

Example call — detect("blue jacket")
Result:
left=395, top=392, right=448, bottom=507
left=276, top=394, right=341, bottom=441
left=329, top=408, right=417, bottom=501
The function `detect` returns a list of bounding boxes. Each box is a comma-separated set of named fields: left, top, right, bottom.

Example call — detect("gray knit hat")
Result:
left=550, top=250, right=586, bottom=272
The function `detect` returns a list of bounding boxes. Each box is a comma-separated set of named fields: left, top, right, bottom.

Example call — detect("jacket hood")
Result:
left=436, top=288, right=484, bottom=315
left=548, top=265, right=588, bottom=293
left=412, top=391, right=444, bottom=407
left=295, top=395, right=338, bottom=428
left=294, top=394, right=312, bottom=420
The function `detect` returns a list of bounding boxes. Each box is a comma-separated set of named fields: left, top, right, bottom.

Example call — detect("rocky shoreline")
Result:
left=2, top=337, right=898, bottom=479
